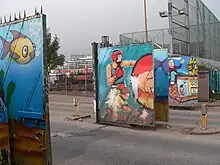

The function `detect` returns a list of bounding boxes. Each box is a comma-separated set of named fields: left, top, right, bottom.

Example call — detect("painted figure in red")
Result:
left=105, top=84, right=132, bottom=121
left=106, top=49, right=136, bottom=86
left=130, top=54, right=154, bottom=123
left=131, top=54, right=154, bottom=109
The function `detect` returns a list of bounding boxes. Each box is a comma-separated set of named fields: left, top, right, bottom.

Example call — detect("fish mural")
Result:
left=0, top=14, right=51, bottom=164
left=0, top=30, right=36, bottom=64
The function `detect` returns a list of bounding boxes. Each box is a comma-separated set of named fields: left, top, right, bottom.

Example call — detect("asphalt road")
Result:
left=49, top=101, right=220, bottom=165
left=49, top=101, right=220, bottom=128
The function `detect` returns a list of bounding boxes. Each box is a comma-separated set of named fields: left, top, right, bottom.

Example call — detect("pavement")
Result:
left=49, top=96, right=220, bottom=164
left=189, top=127, right=220, bottom=135
left=49, top=100, right=220, bottom=129
left=49, top=94, right=220, bottom=107
left=200, top=100, right=220, bottom=107
left=49, top=94, right=93, bottom=104
left=50, top=110, right=220, bottom=165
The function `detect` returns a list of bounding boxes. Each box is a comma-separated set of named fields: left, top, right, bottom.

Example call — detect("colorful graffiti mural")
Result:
left=0, top=97, right=10, bottom=165
left=169, top=56, right=199, bottom=107
left=0, top=14, right=51, bottom=164
left=98, top=44, right=155, bottom=126
left=153, top=49, right=169, bottom=121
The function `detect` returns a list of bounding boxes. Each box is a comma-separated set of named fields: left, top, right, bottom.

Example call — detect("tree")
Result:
left=46, top=28, right=65, bottom=71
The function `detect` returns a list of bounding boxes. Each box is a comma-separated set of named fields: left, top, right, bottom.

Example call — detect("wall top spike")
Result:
left=14, top=13, right=17, bottom=21
left=24, top=10, right=26, bottom=18
left=35, top=7, right=37, bottom=14
left=41, top=5, right=43, bottom=14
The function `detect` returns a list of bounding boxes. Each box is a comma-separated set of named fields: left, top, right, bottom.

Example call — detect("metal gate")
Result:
left=0, top=12, right=51, bottom=165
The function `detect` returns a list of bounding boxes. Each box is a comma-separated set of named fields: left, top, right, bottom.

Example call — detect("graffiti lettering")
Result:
left=0, top=149, right=9, bottom=165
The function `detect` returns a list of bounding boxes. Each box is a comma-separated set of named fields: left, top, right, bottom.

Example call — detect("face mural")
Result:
left=98, top=44, right=155, bottom=126
left=0, top=14, right=51, bottom=164
left=168, top=56, right=198, bottom=107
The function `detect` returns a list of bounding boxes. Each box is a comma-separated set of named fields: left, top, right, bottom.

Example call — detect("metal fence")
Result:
left=188, top=0, right=220, bottom=60
left=119, top=29, right=170, bottom=49
left=120, top=0, right=220, bottom=61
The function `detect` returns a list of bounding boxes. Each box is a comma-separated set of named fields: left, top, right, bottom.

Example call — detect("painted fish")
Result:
left=0, top=30, right=36, bottom=64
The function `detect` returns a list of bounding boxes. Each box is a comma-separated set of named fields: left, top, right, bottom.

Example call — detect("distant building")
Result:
left=68, top=54, right=93, bottom=69
left=54, top=54, right=93, bottom=74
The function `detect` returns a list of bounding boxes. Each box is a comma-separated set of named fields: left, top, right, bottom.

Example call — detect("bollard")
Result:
left=201, top=104, right=208, bottom=130
left=73, top=98, right=80, bottom=117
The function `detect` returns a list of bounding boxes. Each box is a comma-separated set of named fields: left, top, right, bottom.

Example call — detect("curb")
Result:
left=181, top=127, right=220, bottom=135
left=206, top=104, right=220, bottom=107
left=189, top=129, right=220, bottom=135
left=66, top=115, right=92, bottom=121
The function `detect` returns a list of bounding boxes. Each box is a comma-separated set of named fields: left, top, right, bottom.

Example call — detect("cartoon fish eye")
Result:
left=22, top=46, right=29, bottom=58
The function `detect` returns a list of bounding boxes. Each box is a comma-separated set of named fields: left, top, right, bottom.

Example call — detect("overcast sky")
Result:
left=0, top=0, right=219, bottom=58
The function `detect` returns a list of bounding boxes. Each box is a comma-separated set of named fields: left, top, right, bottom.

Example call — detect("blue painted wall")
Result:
left=153, top=49, right=169, bottom=97
left=153, top=49, right=169, bottom=122
left=0, top=15, right=46, bottom=129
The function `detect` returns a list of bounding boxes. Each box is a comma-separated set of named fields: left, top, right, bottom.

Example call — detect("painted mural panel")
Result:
left=153, top=49, right=169, bottom=121
left=98, top=44, right=155, bottom=126
left=0, top=14, right=51, bottom=164
left=168, top=56, right=198, bottom=107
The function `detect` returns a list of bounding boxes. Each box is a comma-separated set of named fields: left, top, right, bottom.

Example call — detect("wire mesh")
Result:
left=120, top=0, right=220, bottom=61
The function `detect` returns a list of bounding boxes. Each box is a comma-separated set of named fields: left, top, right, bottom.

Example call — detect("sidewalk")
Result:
left=200, top=100, right=220, bottom=107
left=49, top=94, right=93, bottom=104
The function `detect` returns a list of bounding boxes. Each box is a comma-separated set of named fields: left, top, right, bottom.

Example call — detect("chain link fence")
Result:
left=120, top=28, right=185, bottom=53
left=190, top=0, right=220, bottom=60
left=119, top=29, right=171, bottom=48
left=120, top=0, right=220, bottom=61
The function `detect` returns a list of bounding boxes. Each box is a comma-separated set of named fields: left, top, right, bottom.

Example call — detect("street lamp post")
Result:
left=159, top=0, right=187, bottom=56
left=144, top=0, right=148, bottom=42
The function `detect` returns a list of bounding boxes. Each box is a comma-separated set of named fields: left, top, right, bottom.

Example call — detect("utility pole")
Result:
left=168, top=0, right=174, bottom=56
left=144, top=0, right=148, bottom=42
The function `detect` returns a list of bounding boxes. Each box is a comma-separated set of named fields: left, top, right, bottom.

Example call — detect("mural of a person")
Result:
left=105, top=84, right=132, bottom=121
left=131, top=54, right=154, bottom=110
left=179, top=84, right=185, bottom=97
left=106, top=49, right=136, bottom=86
left=169, top=58, right=184, bottom=85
